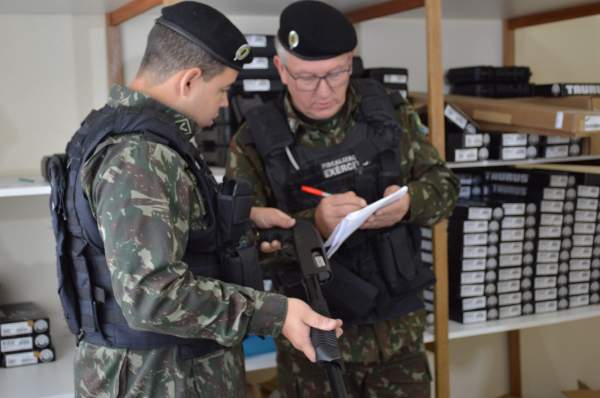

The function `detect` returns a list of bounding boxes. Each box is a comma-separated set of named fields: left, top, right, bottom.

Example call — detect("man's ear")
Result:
left=273, top=55, right=288, bottom=85
left=177, top=67, right=203, bottom=98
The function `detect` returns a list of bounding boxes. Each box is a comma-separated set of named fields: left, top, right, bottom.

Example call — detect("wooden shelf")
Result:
left=0, top=168, right=226, bottom=198
left=424, top=304, right=600, bottom=342
left=447, top=154, right=600, bottom=169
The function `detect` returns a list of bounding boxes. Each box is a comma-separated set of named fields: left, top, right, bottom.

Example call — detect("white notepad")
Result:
left=324, top=186, right=408, bottom=258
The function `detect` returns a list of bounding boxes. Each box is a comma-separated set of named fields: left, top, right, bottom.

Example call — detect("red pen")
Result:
left=301, top=186, right=332, bottom=197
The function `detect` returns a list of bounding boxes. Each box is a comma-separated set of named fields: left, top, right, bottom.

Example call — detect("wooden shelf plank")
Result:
left=108, top=0, right=162, bottom=26
left=344, top=0, right=424, bottom=24
left=446, top=154, right=600, bottom=169
left=507, top=2, right=600, bottom=30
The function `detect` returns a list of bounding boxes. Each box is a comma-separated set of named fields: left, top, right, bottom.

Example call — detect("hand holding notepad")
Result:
left=323, top=186, right=408, bottom=258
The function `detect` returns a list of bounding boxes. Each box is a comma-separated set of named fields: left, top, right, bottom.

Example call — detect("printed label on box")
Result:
left=503, top=203, right=526, bottom=215
left=4, top=351, right=38, bottom=367
left=243, top=79, right=271, bottom=92
left=573, top=235, right=594, bottom=247
left=463, top=246, right=487, bottom=258
left=555, top=112, right=564, bottom=129
left=462, top=259, right=487, bottom=271
left=538, top=240, right=561, bottom=252
left=424, top=290, right=434, bottom=301
left=461, top=272, right=486, bottom=284
left=535, top=288, right=558, bottom=302
left=499, top=292, right=522, bottom=306
left=245, top=35, right=267, bottom=47
left=499, top=268, right=522, bottom=281
left=571, top=247, right=593, bottom=259
left=569, top=295, right=590, bottom=308
left=535, top=276, right=557, bottom=289
left=243, top=57, right=269, bottom=69
left=550, top=175, right=569, bottom=188
left=570, top=259, right=591, bottom=270
left=498, top=280, right=521, bottom=293
left=575, top=210, right=597, bottom=223
left=544, top=188, right=566, bottom=201
left=421, top=228, right=432, bottom=239
left=499, top=254, right=523, bottom=267
left=464, top=233, right=488, bottom=246
left=444, top=104, right=468, bottom=129
left=501, top=229, right=525, bottom=242
left=502, top=134, right=527, bottom=146
left=540, top=214, right=564, bottom=226
left=536, top=301, right=558, bottom=313
left=463, top=310, right=487, bottom=324
left=502, top=147, right=527, bottom=160
left=545, top=145, right=569, bottom=158
left=464, top=134, right=483, bottom=147
left=463, top=297, right=486, bottom=311
left=578, top=185, right=600, bottom=198
left=540, top=201, right=564, bottom=213
left=502, top=217, right=525, bottom=229
left=537, top=251, right=559, bottom=263
left=539, top=226, right=562, bottom=238
left=421, top=240, right=432, bottom=251
left=576, top=198, right=598, bottom=210
left=461, top=285, right=485, bottom=297
left=547, top=136, right=570, bottom=145
left=1, top=321, right=32, bottom=337
left=468, top=208, right=493, bottom=220
left=1, top=336, right=33, bottom=353
left=570, top=271, right=591, bottom=283
left=499, top=304, right=522, bottom=319
left=569, top=283, right=590, bottom=296
left=422, top=252, right=433, bottom=264
left=574, top=222, right=596, bottom=234
left=585, top=116, right=600, bottom=132
left=500, top=242, right=523, bottom=255
left=463, top=221, right=488, bottom=233
left=455, top=148, right=479, bottom=162
left=384, top=74, right=407, bottom=84
left=537, top=263, right=559, bottom=275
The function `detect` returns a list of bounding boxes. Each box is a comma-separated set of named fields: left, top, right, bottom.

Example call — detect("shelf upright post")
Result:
left=425, top=1, right=450, bottom=398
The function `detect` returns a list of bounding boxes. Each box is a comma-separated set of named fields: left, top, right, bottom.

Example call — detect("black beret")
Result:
left=156, top=1, right=253, bottom=71
left=277, top=1, right=357, bottom=60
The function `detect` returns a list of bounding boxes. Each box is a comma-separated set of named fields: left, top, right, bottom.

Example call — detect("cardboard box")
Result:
left=409, top=92, right=600, bottom=136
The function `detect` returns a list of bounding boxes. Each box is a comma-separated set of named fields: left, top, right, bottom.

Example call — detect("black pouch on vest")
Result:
left=389, top=226, right=436, bottom=293
left=321, top=261, right=379, bottom=317
left=48, top=154, right=81, bottom=335
left=216, top=177, right=254, bottom=247
left=223, top=245, right=264, bottom=291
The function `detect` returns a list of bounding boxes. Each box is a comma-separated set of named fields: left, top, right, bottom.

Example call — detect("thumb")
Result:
left=304, top=312, right=339, bottom=331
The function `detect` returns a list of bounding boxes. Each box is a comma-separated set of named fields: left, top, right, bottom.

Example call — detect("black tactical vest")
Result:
left=48, top=105, right=261, bottom=358
left=242, top=79, right=435, bottom=326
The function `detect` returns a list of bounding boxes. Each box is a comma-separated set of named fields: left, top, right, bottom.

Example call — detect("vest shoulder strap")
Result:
left=352, top=79, right=400, bottom=122
left=244, top=101, right=294, bottom=159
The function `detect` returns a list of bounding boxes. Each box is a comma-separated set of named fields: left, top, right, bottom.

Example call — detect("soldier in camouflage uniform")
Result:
left=226, top=2, right=459, bottom=397
left=56, top=3, right=343, bottom=398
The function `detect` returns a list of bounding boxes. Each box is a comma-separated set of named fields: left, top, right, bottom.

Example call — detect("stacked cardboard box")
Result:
left=421, top=227, right=435, bottom=326
left=0, top=302, right=55, bottom=368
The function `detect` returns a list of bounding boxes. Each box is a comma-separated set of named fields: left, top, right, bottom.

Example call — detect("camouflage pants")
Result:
left=75, top=340, right=247, bottom=398
left=275, top=336, right=431, bottom=398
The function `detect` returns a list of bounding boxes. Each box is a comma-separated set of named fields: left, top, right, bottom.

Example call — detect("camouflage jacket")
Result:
left=74, top=85, right=287, bottom=397
left=226, top=84, right=459, bottom=363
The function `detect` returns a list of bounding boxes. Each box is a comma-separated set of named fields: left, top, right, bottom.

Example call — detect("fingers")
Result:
left=260, top=240, right=281, bottom=253
left=251, top=207, right=296, bottom=229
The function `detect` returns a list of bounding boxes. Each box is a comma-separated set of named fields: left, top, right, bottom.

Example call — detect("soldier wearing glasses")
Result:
left=226, top=1, right=459, bottom=397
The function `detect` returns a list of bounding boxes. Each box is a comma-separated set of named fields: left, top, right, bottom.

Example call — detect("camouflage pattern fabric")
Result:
left=226, top=84, right=459, bottom=393
left=275, top=330, right=431, bottom=398
left=74, top=84, right=287, bottom=398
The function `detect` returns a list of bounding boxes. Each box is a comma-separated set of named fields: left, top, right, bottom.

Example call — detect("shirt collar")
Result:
left=107, top=84, right=201, bottom=140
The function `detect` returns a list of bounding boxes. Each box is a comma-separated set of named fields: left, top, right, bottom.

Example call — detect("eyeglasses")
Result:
left=282, top=61, right=352, bottom=92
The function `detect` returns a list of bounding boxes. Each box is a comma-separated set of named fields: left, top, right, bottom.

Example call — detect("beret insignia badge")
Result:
left=234, top=44, right=251, bottom=61
left=288, top=30, right=299, bottom=49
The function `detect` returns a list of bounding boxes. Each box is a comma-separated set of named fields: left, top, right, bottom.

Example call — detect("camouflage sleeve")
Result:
left=83, top=134, right=287, bottom=346
left=397, top=103, right=461, bottom=226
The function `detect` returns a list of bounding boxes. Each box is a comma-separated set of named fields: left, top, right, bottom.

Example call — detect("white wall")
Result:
left=516, top=15, right=600, bottom=84
left=0, top=14, right=108, bottom=178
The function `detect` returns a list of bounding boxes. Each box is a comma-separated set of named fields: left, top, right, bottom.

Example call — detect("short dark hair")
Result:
left=137, top=24, right=226, bottom=85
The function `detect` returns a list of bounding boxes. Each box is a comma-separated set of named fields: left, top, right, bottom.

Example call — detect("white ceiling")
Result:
left=0, top=0, right=598, bottom=20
